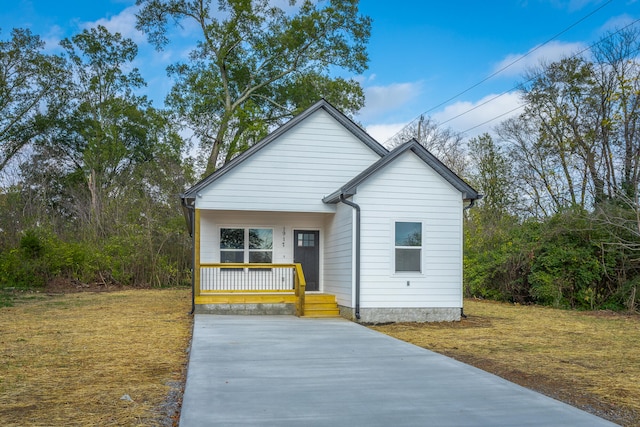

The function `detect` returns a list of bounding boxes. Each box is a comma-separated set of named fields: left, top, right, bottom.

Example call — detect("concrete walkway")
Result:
left=179, top=315, right=618, bottom=427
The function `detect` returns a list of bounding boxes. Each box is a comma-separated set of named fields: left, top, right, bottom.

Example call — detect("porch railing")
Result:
left=198, top=263, right=306, bottom=316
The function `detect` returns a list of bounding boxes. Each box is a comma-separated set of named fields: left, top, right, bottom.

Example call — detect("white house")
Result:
left=180, top=99, right=481, bottom=322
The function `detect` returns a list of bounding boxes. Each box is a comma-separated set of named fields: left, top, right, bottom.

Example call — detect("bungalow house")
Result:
left=180, top=99, right=481, bottom=323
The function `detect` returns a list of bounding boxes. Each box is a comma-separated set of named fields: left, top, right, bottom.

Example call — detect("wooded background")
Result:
left=1, top=0, right=638, bottom=312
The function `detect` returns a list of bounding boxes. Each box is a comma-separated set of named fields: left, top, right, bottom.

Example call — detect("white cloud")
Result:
left=42, top=25, right=64, bottom=52
left=82, top=5, right=145, bottom=43
left=600, top=13, right=636, bottom=33
left=357, top=80, right=423, bottom=122
left=362, top=91, right=524, bottom=143
left=493, top=40, right=586, bottom=77
left=566, top=0, right=602, bottom=13
left=365, top=122, right=409, bottom=143
left=432, top=91, right=524, bottom=139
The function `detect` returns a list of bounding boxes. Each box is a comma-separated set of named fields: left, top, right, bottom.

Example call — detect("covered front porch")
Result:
left=193, top=263, right=340, bottom=317
left=185, top=208, right=346, bottom=317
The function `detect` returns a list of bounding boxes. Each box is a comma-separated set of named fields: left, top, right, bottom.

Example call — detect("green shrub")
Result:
left=464, top=205, right=636, bottom=310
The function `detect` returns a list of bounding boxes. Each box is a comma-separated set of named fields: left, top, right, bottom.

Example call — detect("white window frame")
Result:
left=393, top=221, right=423, bottom=274
left=219, top=227, right=273, bottom=264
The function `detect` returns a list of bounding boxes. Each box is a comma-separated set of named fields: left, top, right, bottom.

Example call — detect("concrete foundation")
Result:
left=195, top=303, right=295, bottom=315
left=340, top=306, right=461, bottom=323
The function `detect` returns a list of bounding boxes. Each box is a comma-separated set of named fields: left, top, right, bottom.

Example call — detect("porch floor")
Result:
left=195, top=292, right=340, bottom=317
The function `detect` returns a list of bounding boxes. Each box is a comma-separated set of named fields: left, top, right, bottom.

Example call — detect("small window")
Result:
left=297, top=233, right=315, bottom=247
left=220, top=227, right=273, bottom=264
left=395, top=222, right=422, bottom=272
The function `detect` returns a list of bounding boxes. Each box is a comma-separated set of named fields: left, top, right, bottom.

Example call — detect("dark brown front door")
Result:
left=294, top=230, right=320, bottom=291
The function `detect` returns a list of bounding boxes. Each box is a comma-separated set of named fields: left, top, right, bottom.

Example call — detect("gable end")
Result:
left=323, top=139, right=481, bottom=203
left=183, top=99, right=387, bottom=198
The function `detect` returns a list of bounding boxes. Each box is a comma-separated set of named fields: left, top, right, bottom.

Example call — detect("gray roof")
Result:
left=182, top=99, right=388, bottom=199
left=323, top=139, right=481, bottom=203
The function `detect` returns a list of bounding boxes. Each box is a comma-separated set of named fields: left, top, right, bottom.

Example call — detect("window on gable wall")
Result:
left=220, top=228, right=273, bottom=263
left=395, top=222, right=422, bottom=272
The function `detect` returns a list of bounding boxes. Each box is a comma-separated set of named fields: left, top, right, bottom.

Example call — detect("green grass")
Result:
left=0, top=291, right=13, bottom=307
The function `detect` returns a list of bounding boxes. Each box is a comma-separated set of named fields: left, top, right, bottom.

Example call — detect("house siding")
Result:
left=323, top=202, right=353, bottom=306
left=198, top=210, right=329, bottom=290
left=354, top=150, right=464, bottom=309
left=196, top=109, right=381, bottom=213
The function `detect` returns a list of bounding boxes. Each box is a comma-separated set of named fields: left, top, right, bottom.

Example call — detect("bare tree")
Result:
left=387, top=114, right=468, bottom=177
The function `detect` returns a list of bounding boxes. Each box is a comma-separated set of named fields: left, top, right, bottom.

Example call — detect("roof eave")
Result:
left=322, top=189, right=356, bottom=204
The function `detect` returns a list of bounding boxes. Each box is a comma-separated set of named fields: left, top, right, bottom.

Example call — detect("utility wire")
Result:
left=457, top=17, right=640, bottom=135
left=443, top=17, right=638, bottom=130
left=384, top=0, right=616, bottom=143
left=460, top=104, right=525, bottom=134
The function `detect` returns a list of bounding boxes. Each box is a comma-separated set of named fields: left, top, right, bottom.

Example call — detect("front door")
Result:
left=294, top=230, right=320, bottom=291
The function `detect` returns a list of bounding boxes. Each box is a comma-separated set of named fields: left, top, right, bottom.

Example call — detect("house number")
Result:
left=282, top=227, right=286, bottom=247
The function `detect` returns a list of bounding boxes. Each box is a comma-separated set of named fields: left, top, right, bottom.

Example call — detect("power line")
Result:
left=424, top=0, right=614, bottom=115
left=459, top=104, right=525, bottom=134
left=457, top=17, right=640, bottom=135
left=384, top=0, right=616, bottom=143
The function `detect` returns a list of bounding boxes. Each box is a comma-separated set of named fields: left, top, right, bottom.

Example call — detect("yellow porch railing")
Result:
left=197, top=263, right=306, bottom=316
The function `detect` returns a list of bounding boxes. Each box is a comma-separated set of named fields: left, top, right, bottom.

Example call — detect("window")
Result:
left=220, top=228, right=273, bottom=263
left=220, top=228, right=245, bottom=263
left=248, top=228, right=273, bottom=263
left=395, top=222, right=422, bottom=272
left=297, top=232, right=315, bottom=247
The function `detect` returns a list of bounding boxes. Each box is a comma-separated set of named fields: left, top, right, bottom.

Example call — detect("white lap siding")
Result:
left=196, top=109, right=381, bottom=213
left=353, top=151, right=464, bottom=309
left=323, top=202, right=354, bottom=307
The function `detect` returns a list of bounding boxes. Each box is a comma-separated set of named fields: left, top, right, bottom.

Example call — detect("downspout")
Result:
left=461, top=197, right=480, bottom=319
left=340, top=194, right=361, bottom=320
left=181, top=197, right=196, bottom=315
left=463, top=198, right=476, bottom=211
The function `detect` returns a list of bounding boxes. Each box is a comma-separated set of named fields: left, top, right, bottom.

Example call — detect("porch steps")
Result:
left=303, top=294, right=340, bottom=318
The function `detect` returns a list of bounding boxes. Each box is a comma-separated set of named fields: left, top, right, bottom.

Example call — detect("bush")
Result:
left=0, top=229, right=51, bottom=288
left=0, top=225, right=191, bottom=290
left=527, top=211, right=606, bottom=308
left=465, top=208, right=621, bottom=310
left=464, top=214, right=535, bottom=303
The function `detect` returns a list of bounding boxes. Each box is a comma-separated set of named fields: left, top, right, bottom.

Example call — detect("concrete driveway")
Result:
left=179, top=315, right=618, bottom=426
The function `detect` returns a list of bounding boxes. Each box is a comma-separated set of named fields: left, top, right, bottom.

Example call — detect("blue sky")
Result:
left=1, top=0, right=637, bottom=143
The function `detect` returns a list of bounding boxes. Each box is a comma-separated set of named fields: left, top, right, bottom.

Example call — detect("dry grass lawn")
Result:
left=371, top=299, right=640, bottom=427
left=2, top=291, right=639, bottom=426
left=0, top=288, right=192, bottom=426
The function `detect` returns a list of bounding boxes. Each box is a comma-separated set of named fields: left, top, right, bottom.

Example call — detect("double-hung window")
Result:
left=395, top=222, right=422, bottom=272
left=220, top=228, right=273, bottom=264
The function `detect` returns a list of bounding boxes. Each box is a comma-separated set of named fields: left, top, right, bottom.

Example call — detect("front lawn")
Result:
left=0, top=288, right=192, bottom=426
